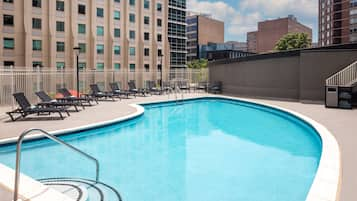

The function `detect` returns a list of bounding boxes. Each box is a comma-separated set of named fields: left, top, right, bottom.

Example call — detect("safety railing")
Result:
left=13, top=128, right=100, bottom=201
left=326, top=61, right=357, bottom=86
left=0, top=67, right=209, bottom=108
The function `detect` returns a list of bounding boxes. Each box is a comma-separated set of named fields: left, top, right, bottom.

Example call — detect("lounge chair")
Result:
left=196, top=82, right=208, bottom=92
left=147, top=81, right=163, bottom=95
left=128, top=81, right=148, bottom=96
left=162, top=81, right=173, bottom=94
left=7, top=92, right=69, bottom=121
left=58, top=88, right=97, bottom=105
left=35, top=91, right=82, bottom=112
left=89, top=84, right=117, bottom=101
left=209, top=81, right=222, bottom=94
left=178, top=81, right=190, bottom=92
left=109, top=82, right=134, bottom=98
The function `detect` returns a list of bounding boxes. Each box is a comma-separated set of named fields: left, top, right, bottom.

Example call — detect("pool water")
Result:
left=0, top=98, right=322, bottom=201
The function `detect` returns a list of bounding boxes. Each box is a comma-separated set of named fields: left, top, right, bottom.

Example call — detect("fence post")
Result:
left=36, top=65, right=40, bottom=93
left=10, top=65, right=15, bottom=109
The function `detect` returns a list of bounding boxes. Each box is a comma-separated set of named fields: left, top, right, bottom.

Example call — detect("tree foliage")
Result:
left=274, top=33, right=312, bottom=51
left=187, top=59, right=208, bottom=69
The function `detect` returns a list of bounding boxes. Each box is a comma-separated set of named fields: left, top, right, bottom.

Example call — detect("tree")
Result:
left=274, top=33, right=312, bottom=51
left=187, top=59, right=208, bottom=69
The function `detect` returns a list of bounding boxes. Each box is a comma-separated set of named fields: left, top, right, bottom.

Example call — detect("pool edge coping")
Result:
left=0, top=95, right=340, bottom=201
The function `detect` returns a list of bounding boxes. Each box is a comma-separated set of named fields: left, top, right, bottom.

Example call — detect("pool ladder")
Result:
left=13, top=128, right=101, bottom=201
left=174, top=85, right=184, bottom=104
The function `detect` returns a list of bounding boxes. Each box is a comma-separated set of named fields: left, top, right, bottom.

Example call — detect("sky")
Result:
left=187, top=0, right=318, bottom=42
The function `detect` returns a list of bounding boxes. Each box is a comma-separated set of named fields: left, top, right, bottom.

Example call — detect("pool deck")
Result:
left=0, top=93, right=356, bottom=201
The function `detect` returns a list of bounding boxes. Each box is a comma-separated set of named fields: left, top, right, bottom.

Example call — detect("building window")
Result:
left=157, top=34, right=162, bottom=42
left=144, top=64, right=150, bottom=72
left=4, top=61, right=15, bottom=67
left=32, top=61, right=43, bottom=68
left=32, top=18, right=41, bottom=29
left=129, top=64, right=135, bottom=72
left=157, top=3, right=162, bottom=12
left=129, top=0, right=135, bottom=6
left=144, top=32, right=150, bottom=40
left=144, top=16, right=150, bottom=25
left=114, top=0, right=120, bottom=3
left=144, top=0, right=149, bottom=9
left=4, top=38, right=14, bottom=49
left=3, top=15, right=14, bottom=26
left=129, top=47, right=135, bottom=56
left=114, top=11, right=120, bottom=20
left=96, top=63, right=104, bottom=71
left=158, top=49, right=162, bottom=56
left=97, top=8, right=104, bottom=17
left=97, top=44, right=104, bottom=54
left=129, top=30, right=135, bottom=39
left=97, top=26, right=104, bottom=36
left=157, top=18, right=162, bottom=27
left=56, top=42, right=65, bottom=52
left=114, top=63, right=120, bottom=70
left=32, top=40, right=42, bottom=51
left=78, top=24, right=86, bottom=34
left=114, top=46, right=121, bottom=55
left=78, top=62, right=86, bottom=69
left=56, top=21, right=65, bottom=32
left=114, top=28, right=120, bottom=38
left=144, top=48, right=149, bottom=56
left=4, top=0, right=14, bottom=3
left=79, top=43, right=86, bottom=53
left=78, top=4, right=86, bottom=14
left=56, top=62, right=65, bottom=70
left=56, top=1, right=64, bottom=11
left=32, top=0, right=41, bottom=8
left=129, top=13, right=135, bottom=23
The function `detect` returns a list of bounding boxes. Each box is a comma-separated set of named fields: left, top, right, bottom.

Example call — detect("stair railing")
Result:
left=13, top=128, right=100, bottom=201
left=326, top=61, right=357, bottom=87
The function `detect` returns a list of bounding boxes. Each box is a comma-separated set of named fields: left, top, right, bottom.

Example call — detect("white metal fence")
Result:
left=0, top=67, right=209, bottom=108
left=326, top=61, right=357, bottom=86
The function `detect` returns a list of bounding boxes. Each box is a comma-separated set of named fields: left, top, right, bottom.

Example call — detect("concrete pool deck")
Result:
left=0, top=93, right=355, bottom=201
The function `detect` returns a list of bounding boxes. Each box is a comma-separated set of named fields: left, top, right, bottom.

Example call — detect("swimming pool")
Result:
left=0, top=98, right=322, bottom=201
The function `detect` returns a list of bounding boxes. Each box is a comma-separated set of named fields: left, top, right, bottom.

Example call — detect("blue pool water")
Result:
left=0, top=98, right=322, bottom=201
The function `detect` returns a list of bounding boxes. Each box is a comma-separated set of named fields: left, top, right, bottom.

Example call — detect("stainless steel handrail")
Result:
left=13, top=128, right=100, bottom=201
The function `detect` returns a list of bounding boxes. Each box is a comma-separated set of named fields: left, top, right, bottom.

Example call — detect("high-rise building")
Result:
left=0, top=0, right=170, bottom=74
left=319, top=0, right=357, bottom=46
left=168, top=0, right=187, bottom=68
left=247, top=15, right=312, bottom=53
left=186, top=13, right=224, bottom=61
left=247, top=31, right=258, bottom=53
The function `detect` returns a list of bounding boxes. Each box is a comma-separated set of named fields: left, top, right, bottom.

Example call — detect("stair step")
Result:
left=39, top=178, right=122, bottom=201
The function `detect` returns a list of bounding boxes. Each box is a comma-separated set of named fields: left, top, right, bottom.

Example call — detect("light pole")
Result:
left=73, top=47, right=81, bottom=98
left=159, top=53, right=163, bottom=89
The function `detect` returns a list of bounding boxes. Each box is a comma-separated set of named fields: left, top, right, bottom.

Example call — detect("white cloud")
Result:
left=187, top=0, right=318, bottom=42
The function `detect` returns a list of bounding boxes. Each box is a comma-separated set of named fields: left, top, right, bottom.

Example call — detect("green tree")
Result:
left=274, top=33, right=312, bottom=51
left=187, top=59, right=208, bottom=69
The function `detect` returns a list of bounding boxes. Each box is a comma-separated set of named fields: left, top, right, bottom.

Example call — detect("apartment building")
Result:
left=0, top=0, right=170, bottom=75
left=168, top=0, right=186, bottom=68
left=247, top=15, right=312, bottom=53
left=186, top=13, right=224, bottom=61
left=319, top=0, right=357, bottom=46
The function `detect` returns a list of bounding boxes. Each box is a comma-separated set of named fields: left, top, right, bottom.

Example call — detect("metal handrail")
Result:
left=326, top=61, right=357, bottom=86
left=13, top=128, right=100, bottom=201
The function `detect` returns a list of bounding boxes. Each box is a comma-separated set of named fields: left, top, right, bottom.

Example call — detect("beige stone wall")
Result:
left=0, top=0, right=170, bottom=76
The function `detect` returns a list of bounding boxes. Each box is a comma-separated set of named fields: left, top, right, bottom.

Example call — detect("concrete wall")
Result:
left=209, top=48, right=357, bottom=102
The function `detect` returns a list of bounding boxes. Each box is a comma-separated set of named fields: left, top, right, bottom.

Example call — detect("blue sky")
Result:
left=187, top=0, right=318, bottom=42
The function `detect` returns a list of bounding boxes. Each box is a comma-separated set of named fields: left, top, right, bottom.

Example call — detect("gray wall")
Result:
left=209, top=49, right=357, bottom=102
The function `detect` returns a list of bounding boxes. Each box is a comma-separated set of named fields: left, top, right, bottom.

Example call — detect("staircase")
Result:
left=326, top=61, right=357, bottom=109
left=39, top=178, right=122, bottom=201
